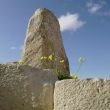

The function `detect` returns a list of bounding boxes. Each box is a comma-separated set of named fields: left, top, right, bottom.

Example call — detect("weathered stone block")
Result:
left=54, top=79, right=110, bottom=110
left=0, top=63, right=57, bottom=110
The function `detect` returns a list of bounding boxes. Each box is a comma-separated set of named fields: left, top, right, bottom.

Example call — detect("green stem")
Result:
left=76, top=63, right=82, bottom=73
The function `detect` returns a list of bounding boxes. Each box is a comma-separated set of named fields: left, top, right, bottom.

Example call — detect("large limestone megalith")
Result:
left=22, top=8, right=70, bottom=74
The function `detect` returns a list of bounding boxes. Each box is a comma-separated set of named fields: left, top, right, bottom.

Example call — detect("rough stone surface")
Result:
left=22, top=8, right=70, bottom=74
left=0, top=63, right=57, bottom=110
left=54, top=79, right=110, bottom=110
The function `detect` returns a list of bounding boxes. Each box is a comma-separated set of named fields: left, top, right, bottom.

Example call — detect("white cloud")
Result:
left=89, top=4, right=102, bottom=14
left=58, top=13, right=86, bottom=32
left=86, top=2, right=102, bottom=14
left=86, top=0, right=110, bottom=16
left=10, top=46, right=17, bottom=50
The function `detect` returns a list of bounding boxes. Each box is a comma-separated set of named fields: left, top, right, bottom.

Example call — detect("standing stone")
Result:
left=22, top=8, right=70, bottom=74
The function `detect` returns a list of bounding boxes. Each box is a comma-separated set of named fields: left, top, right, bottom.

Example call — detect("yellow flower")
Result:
left=72, top=74, right=78, bottom=79
left=18, top=60, right=23, bottom=65
left=48, top=55, right=53, bottom=60
left=60, top=60, right=64, bottom=63
left=43, top=56, right=47, bottom=59
left=40, top=56, right=47, bottom=60
left=40, top=56, right=44, bottom=60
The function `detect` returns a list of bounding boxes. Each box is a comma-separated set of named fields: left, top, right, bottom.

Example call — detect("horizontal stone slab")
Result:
left=0, top=63, right=57, bottom=110
left=54, top=79, right=110, bottom=110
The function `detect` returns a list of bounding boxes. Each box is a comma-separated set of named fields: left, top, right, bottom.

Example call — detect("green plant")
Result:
left=71, top=74, right=78, bottom=79
left=17, top=60, right=23, bottom=65
left=55, top=69, right=71, bottom=80
left=40, top=55, right=71, bottom=80
left=76, top=57, right=86, bottom=73
left=40, top=55, right=83, bottom=80
left=56, top=71, right=78, bottom=80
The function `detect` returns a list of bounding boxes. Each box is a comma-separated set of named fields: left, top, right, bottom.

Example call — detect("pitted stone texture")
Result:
left=22, top=8, right=70, bottom=74
left=0, top=63, right=57, bottom=110
left=54, top=79, right=110, bottom=110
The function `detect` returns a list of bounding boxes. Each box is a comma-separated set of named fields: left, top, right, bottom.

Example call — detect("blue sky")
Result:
left=0, top=0, right=110, bottom=78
